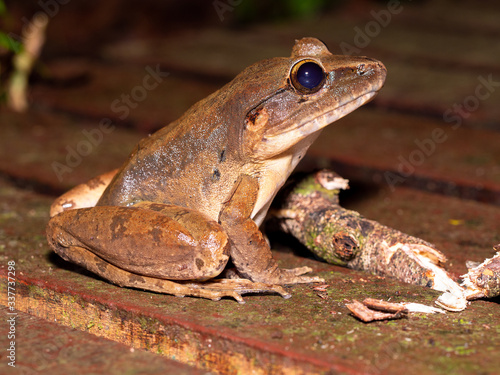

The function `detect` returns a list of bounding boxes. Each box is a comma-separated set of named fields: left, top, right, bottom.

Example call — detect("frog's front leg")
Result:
left=219, top=175, right=324, bottom=285
left=46, top=202, right=289, bottom=302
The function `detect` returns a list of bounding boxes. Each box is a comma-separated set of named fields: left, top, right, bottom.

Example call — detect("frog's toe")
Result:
left=232, top=294, right=246, bottom=304
left=284, top=266, right=313, bottom=276
left=282, top=267, right=325, bottom=283
left=213, top=289, right=245, bottom=303
left=304, top=276, right=325, bottom=283
left=286, top=274, right=325, bottom=284
left=264, top=284, right=292, bottom=299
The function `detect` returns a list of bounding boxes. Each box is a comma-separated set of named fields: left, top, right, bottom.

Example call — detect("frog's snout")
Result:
left=358, top=58, right=387, bottom=81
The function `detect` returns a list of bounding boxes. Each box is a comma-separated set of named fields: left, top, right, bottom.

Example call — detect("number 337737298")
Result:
left=7, top=260, right=15, bottom=311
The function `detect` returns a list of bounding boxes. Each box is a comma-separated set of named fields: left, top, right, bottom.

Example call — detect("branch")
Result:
left=269, top=170, right=468, bottom=311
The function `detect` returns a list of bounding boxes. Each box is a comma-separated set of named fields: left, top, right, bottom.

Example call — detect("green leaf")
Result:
left=0, top=32, right=22, bottom=53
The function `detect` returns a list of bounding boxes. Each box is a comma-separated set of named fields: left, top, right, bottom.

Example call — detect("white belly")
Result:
left=249, top=131, right=322, bottom=226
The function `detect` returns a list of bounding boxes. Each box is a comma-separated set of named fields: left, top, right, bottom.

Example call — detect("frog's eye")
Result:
left=290, top=59, right=325, bottom=94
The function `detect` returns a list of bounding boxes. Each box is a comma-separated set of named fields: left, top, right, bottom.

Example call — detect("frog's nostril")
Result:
left=357, top=64, right=367, bottom=76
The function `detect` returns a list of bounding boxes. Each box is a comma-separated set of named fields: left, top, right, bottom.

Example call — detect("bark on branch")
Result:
left=268, top=170, right=500, bottom=311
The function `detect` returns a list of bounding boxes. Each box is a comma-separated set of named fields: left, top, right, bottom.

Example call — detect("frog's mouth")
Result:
left=296, top=90, right=378, bottom=134
left=256, top=89, right=379, bottom=158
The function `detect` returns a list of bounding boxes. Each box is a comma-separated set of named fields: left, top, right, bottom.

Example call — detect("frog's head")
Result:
left=234, top=37, right=386, bottom=161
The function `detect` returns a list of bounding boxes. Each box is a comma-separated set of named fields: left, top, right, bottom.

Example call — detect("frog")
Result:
left=46, top=37, right=386, bottom=303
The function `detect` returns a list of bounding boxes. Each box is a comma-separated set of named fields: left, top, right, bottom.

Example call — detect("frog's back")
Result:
left=97, top=94, right=241, bottom=220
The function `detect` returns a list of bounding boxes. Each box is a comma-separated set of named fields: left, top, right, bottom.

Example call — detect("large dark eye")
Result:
left=291, top=60, right=325, bottom=94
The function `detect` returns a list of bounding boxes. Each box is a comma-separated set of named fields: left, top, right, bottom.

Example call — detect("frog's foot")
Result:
left=180, top=279, right=292, bottom=303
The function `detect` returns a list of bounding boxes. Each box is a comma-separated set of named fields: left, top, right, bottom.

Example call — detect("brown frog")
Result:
left=46, top=38, right=386, bottom=302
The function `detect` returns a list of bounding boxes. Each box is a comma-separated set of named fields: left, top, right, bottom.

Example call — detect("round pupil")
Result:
left=296, top=62, right=324, bottom=89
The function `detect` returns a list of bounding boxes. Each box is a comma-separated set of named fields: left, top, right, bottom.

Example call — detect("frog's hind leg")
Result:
left=46, top=202, right=289, bottom=302
left=52, top=243, right=290, bottom=303
left=47, top=202, right=231, bottom=281
left=50, top=169, right=118, bottom=217
left=56, top=244, right=289, bottom=303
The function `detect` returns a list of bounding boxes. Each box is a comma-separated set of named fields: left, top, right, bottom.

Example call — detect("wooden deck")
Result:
left=1, top=1, right=499, bottom=374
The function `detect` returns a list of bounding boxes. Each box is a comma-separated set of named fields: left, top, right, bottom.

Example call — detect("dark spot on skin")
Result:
left=95, top=256, right=109, bottom=274
left=173, top=209, right=191, bottom=220
left=86, top=177, right=106, bottom=190
left=144, top=203, right=167, bottom=212
left=219, top=149, right=226, bottom=163
left=128, top=273, right=146, bottom=285
left=155, top=280, right=164, bottom=288
left=245, top=110, right=259, bottom=128
left=195, top=258, right=204, bottom=270
left=335, top=67, right=355, bottom=78
left=150, top=227, right=163, bottom=244
left=212, top=168, right=221, bottom=182
left=298, top=98, right=308, bottom=103
left=110, top=212, right=132, bottom=238
left=218, top=258, right=227, bottom=269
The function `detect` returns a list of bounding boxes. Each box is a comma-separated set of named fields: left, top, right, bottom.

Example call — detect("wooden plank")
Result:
left=344, top=185, right=500, bottom=277
left=0, top=177, right=364, bottom=375
left=306, top=107, right=500, bottom=204
left=98, top=3, right=500, bottom=130
left=0, top=110, right=138, bottom=191
left=30, top=60, right=220, bottom=133
left=0, top=307, right=203, bottom=374
left=2, top=1, right=499, bottom=374
left=396, top=1, right=500, bottom=36
left=1, top=175, right=499, bottom=374
left=102, top=2, right=500, bottom=77
left=2, top=106, right=498, bottom=206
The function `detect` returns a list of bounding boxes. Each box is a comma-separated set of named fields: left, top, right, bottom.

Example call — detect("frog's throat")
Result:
left=259, top=90, right=377, bottom=156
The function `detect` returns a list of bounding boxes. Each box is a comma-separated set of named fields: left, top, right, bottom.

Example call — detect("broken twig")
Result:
left=346, top=299, right=407, bottom=323
left=346, top=298, right=445, bottom=323
left=462, top=248, right=500, bottom=300
left=269, top=170, right=468, bottom=311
